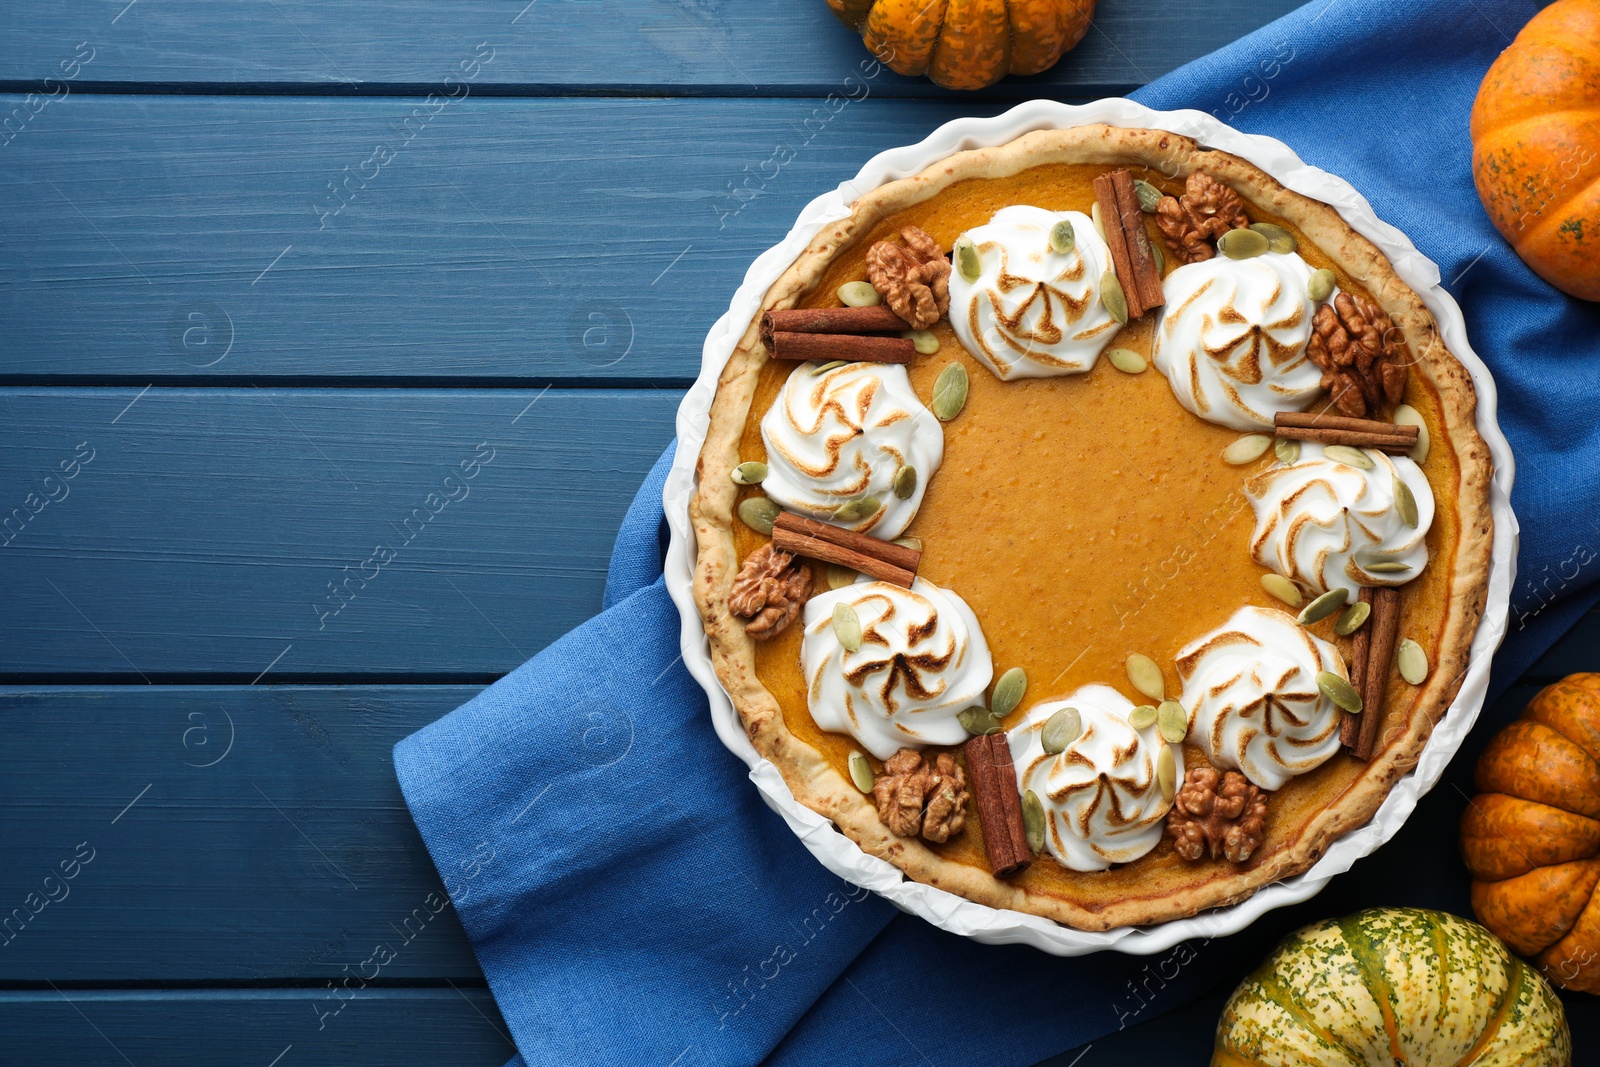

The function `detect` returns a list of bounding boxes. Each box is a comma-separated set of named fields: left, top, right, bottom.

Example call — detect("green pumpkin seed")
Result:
left=1219, top=227, right=1270, bottom=260
left=1101, top=271, right=1129, bottom=325
left=848, top=751, right=875, bottom=793
left=1307, top=268, right=1337, bottom=303
left=1091, top=201, right=1106, bottom=240
left=1323, top=444, right=1375, bottom=469
left=931, top=362, right=969, bottom=422
left=1249, top=222, right=1298, bottom=255
left=1128, top=704, right=1158, bottom=730
left=731, top=460, right=768, bottom=486
left=1334, top=601, right=1372, bottom=636
left=1393, top=473, right=1419, bottom=529
left=893, top=536, right=923, bottom=552
left=992, top=667, right=1028, bottom=719
left=958, top=707, right=1003, bottom=735
left=1049, top=219, right=1077, bottom=255
left=1157, top=745, right=1177, bottom=803
left=1261, top=573, right=1303, bottom=607
left=1126, top=653, right=1165, bottom=700
left=811, top=359, right=848, bottom=376
left=1394, top=404, right=1429, bottom=463
left=954, top=236, right=981, bottom=283
left=838, top=280, right=881, bottom=307
left=1317, top=670, right=1363, bottom=713
left=1021, top=789, right=1046, bottom=853
left=892, top=464, right=918, bottom=501
left=902, top=329, right=940, bottom=355
left=1365, top=561, right=1413, bottom=574
left=1397, top=639, right=1429, bottom=685
left=1134, top=179, right=1163, bottom=213
left=1157, top=699, right=1188, bottom=744
left=1151, top=238, right=1166, bottom=275
left=826, top=564, right=857, bottom=590
left=1107, top=347, right=1147, bottom=374
left=1223, top=434, right=1273, bottom=465
left=1274, top=437, right=1301, bottom=465
left=738, top=496, right=780, bottom=535
left=832, top=602, right=863, bottom=652
left=831, top=497, right=881, bottom=524
left=1297, top=587, right=1348, bottom=625
left=1041, top=707, right=1082, bottom=755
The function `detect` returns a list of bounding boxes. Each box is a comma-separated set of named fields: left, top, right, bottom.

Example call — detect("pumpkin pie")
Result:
left=690, top=125, right=1493, bottom=930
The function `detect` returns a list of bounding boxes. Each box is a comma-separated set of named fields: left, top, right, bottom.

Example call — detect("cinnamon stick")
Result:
left=1354, top=586, right=1402, bottom=761
left=767, top=332, right=914, bottom=364
left=771, top=511, right=920, bottom=587
left=963, top=732, right=1032, bottom=877
left=1273, top=426, right=1419, bottom=454
left=760, top=306, right=909, bottom=348
left=1093, top=173, right=1145, bottom=320
left=1340, top=587, right=1374, bottom=751
left=1110, top=170, right=1166, bottom=313
left=1275, top=411, right=1420, bottom=439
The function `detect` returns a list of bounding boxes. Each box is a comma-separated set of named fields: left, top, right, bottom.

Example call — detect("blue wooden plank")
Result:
left=0, top=95, right=1025, bottom=382
left=0, top=686, right=488, bottom=981
left=0, top=388, right=674, bottom=677
left=0, top=987, right=513, bottom=1066
left=0, top=1, right=1302, bottom=96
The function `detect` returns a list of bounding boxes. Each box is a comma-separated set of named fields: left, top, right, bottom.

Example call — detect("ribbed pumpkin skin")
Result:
left=1469, top=0, right=1600, bottom=301
left=1212, top=909, right=1570, bottom=1067
left=826, top=0, right=1096, bottom=90
left=1462, top=674, right=1600, bottom=991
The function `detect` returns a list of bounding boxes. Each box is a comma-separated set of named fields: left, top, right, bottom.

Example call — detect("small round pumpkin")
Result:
left=1213, top=908, right=1570, bottom=1066
left=1470, top=0, right=1600, bottom=301
left=1462, top=673, right=1600, bottom=991
left=826, top=0, right=1096, bottom=91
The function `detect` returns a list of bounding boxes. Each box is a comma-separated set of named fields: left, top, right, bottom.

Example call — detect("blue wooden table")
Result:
left=2, top=2, right=1594, bottom=1063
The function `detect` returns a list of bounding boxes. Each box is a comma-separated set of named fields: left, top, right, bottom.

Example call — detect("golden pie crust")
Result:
left=690, top=125, right=1493, bottom=931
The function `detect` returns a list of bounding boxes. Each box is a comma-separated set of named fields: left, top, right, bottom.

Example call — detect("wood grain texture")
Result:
left=0, top=95, right=1019, bottom=382
left=0, top=686, right=485, bottom=981
left=0, top=0, right=1302, bottom=95
left=0, top=987, right=513, bottom=1066
left=0, top=388, right=675, bottom=677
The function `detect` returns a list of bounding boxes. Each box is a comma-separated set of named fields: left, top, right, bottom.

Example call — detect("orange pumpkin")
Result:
left=826, top=0, right=1096, bottom=91
left=1462, top=673, right=1600, bottom=991
left=1470, top=0, right=1600, bottom=302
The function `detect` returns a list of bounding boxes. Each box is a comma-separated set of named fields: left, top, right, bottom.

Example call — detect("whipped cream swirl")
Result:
left=760, top=361, right=943, bottom=539
left=947, top=205, right=1121, bottom=381
left=1152, top=252, right=1323, bottom=430
left=1178, top=606, right=1347, bottom=791
left=1247, top=441, right=1434, bottom=599
left=802, top=578, right=992, bottom=760
left=1009, top=685, right=1179, bottom=871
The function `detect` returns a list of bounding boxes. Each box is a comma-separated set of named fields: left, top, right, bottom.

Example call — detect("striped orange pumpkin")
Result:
left=1213, top=909, right=1569, bottom=1066
left=825, top=0, right=1097, bottom=91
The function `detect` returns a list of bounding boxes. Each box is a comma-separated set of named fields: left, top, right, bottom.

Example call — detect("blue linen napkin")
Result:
left=395, top=2, right=1600, bottom=1064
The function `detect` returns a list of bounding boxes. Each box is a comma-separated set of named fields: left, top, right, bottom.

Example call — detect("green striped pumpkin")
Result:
left=1214, top=909, right=1570, bottom=1066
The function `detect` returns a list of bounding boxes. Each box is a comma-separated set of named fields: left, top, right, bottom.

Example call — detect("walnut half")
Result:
left=1154, top=172, right=1250, bottom=265
left=728, top=542, right=811, bottom=640
left=1167, top=765, right=1267, bottom=864
left=865, top=225, right=951, bottom=330
left=1306, top=291, right=1409, bottom=418
left=871, top=748, right=969, bottom=843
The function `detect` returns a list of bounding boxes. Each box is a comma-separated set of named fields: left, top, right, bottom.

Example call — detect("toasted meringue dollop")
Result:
left=1152, top=252, right=1323, bottom=430
left=801, top=578, right=992, bottom=761
left=1178, top=606, right=1347, bottom=791
left=947, top=206, right=1121, bottom=381
left=1246, top=442, right=1434, bottom=599
left=760, top=361, right=943, bottom=539
left=1009, top=685, right=1179, bottom=871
